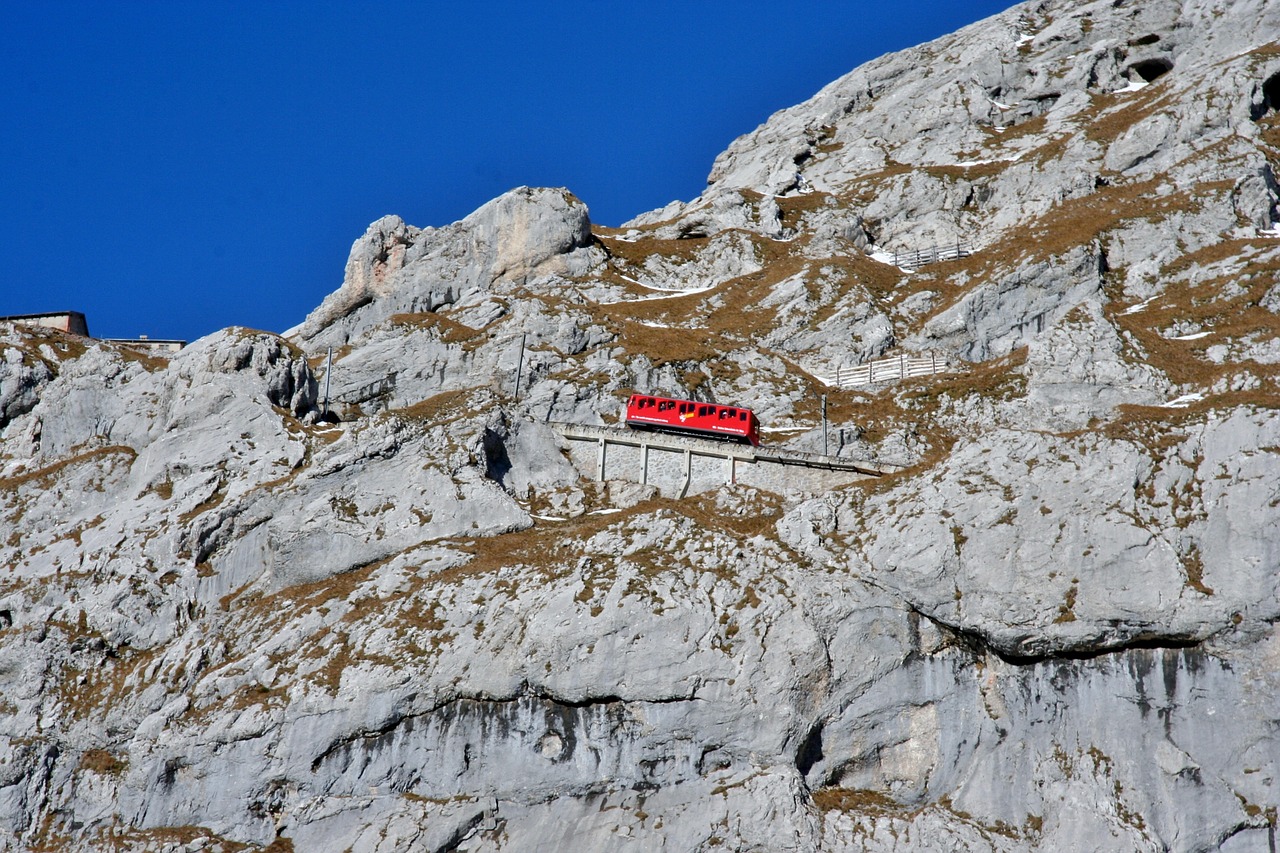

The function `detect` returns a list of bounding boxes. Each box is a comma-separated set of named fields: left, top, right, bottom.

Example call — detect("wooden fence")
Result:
left=826, top=352, right=952, bottom=389
left=893, top=240, right=972, bottom=270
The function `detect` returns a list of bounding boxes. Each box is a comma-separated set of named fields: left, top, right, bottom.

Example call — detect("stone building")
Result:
left=0, top=310, right=90, bottom=336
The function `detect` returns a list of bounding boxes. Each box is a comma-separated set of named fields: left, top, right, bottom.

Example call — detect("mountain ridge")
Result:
left=1, top=0, right=1278, bottom=849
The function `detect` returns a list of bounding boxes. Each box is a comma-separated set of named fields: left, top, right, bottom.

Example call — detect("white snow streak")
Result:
left=1162, top=393, right=1204, bottom=408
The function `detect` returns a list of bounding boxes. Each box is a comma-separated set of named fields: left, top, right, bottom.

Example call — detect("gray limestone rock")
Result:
left=911, top=244, right=1107, bottom=362
left=298, top=186, right=604, bottom=348
left=3, top=0, right=1280, bottom=849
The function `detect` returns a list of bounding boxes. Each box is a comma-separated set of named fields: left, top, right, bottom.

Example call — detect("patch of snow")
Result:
left=1172, top=331, right=1212, bottom=341
left=1162, top=393, right=1204, bottom=408
left=636, top=281, right=718, bottom=296
left=1115, top=79, right=1149, bottom=93
left=951, top=155, right=1019, bottom=167
left=1259, top=226, right=1280, bottom=238
left=638, top=321, right=671, bottom=329
left=867, top=248, right=912, bottom=271
left=597, top=281, right=719, bottom=306
left=1017, top=34, right=1034, bottom=46
left=1121, top=297, right=1156, bottom=315
left=588, top=508, right=622, bottom=516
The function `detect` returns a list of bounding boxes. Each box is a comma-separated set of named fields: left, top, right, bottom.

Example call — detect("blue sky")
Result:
left=2, top=2, right=1014, bottom=343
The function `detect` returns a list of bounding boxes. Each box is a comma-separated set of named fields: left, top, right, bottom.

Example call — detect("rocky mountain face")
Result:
left=3, top=0, right=1279, bottom=849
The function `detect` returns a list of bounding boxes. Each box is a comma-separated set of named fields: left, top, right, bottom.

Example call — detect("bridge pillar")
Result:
left=677, top=450, right=692, bottom=499
left=641, top=443, right=649, bottom=485
left=596, top=437, right=606, bottom=481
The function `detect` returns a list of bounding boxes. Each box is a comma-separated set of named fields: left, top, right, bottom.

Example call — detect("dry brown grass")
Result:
left=50, top=633, right=163, bottom=725
left=1084, top=87, right=1174, bottom=145
left=599, top=234, right=712, bottom=266
left=79, top=749, right=126, bottom=776
left=110, top=344, right=170, bottom=373
left=981, top=114, right=1048, bottom=145
left=922, top=160, right=1013, bottom=182
left=390, top=387, right=488, bottom=425
left=800, top=254, right=906, bottom=328
left=0, top=446, right=137, bottom=492
left=901, top=176, right=1203, bottom=339
left=828, top=350, right=1029, bottom=492
left=1256, top=112, right=1280, bottom=151
left=2, top=324, right=90, bottom=364
left=776, top=193, right=838, bottom=231
left=178, top=480, right=227, bottom=525
left=611, top=322, right=728, bottom=369
left=1108, top=239, right=1280, bottom=392
left=585, top=231, right=827, bottom=365
left=81, top=824, right=253, bottom=853
left=389, top=312, right=487, bottom=346
left=812, top=787, right=908, bottom=814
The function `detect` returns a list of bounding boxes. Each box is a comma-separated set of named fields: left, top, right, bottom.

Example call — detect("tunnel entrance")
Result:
left=1129, top=57, right=1173, bottom=83
left=1263, top=72, right=1280, bottom=115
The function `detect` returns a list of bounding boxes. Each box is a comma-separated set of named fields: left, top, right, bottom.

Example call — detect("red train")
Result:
left=624, top=394, right=761, bottom=446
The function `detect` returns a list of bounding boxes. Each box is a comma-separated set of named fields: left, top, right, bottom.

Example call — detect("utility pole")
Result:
left=513, top=333, right=527, bottom=402
left=322, top=346, right=333, bottom=420
left=821, top=394, right=828, bottom=457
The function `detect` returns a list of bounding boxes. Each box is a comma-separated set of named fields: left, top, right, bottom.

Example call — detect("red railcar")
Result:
left=624, top=394, right=761, bottom=446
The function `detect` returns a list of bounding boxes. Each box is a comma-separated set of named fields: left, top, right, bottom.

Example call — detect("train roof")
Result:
left=628, top=393, right=755, bottom=413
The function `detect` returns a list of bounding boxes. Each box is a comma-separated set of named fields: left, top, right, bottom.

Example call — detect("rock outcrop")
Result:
left=298, top=187, right=602, bottom=348
left=2, top=0, right=1278, bottom=850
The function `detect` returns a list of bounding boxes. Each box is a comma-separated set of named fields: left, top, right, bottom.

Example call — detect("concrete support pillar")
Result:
left=677, top=450, right=692, bottom=499
left=596, top=437, right=606, bottom=481
left=641, top=443, right=649, bottom=485
left=726, top=455, right=735, bottom=485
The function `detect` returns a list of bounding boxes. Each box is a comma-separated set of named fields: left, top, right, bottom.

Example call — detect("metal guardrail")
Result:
left=893, top=240, right=972, bottom=270
left=826, top=352, right=952, bottom=390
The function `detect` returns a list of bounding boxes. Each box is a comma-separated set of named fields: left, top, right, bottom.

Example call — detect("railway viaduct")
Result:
left=550, top=422, right=900, bottom=498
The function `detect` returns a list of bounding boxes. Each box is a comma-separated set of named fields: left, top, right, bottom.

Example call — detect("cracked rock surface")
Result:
left=2, top=0, right=1279, bottom=849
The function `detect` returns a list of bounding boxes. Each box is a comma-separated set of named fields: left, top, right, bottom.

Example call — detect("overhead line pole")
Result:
left=513, top=333, right=527, bottom=402
left=322, top=346, right=333, bottom=420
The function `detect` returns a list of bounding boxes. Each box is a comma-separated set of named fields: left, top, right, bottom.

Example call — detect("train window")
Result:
left=699, top=406, right=710, bottom=417
left=739, top=412, right=747, bottom=421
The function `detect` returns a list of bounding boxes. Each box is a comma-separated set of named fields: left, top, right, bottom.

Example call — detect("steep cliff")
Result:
left=2, top=0, right=1278, bottom=850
